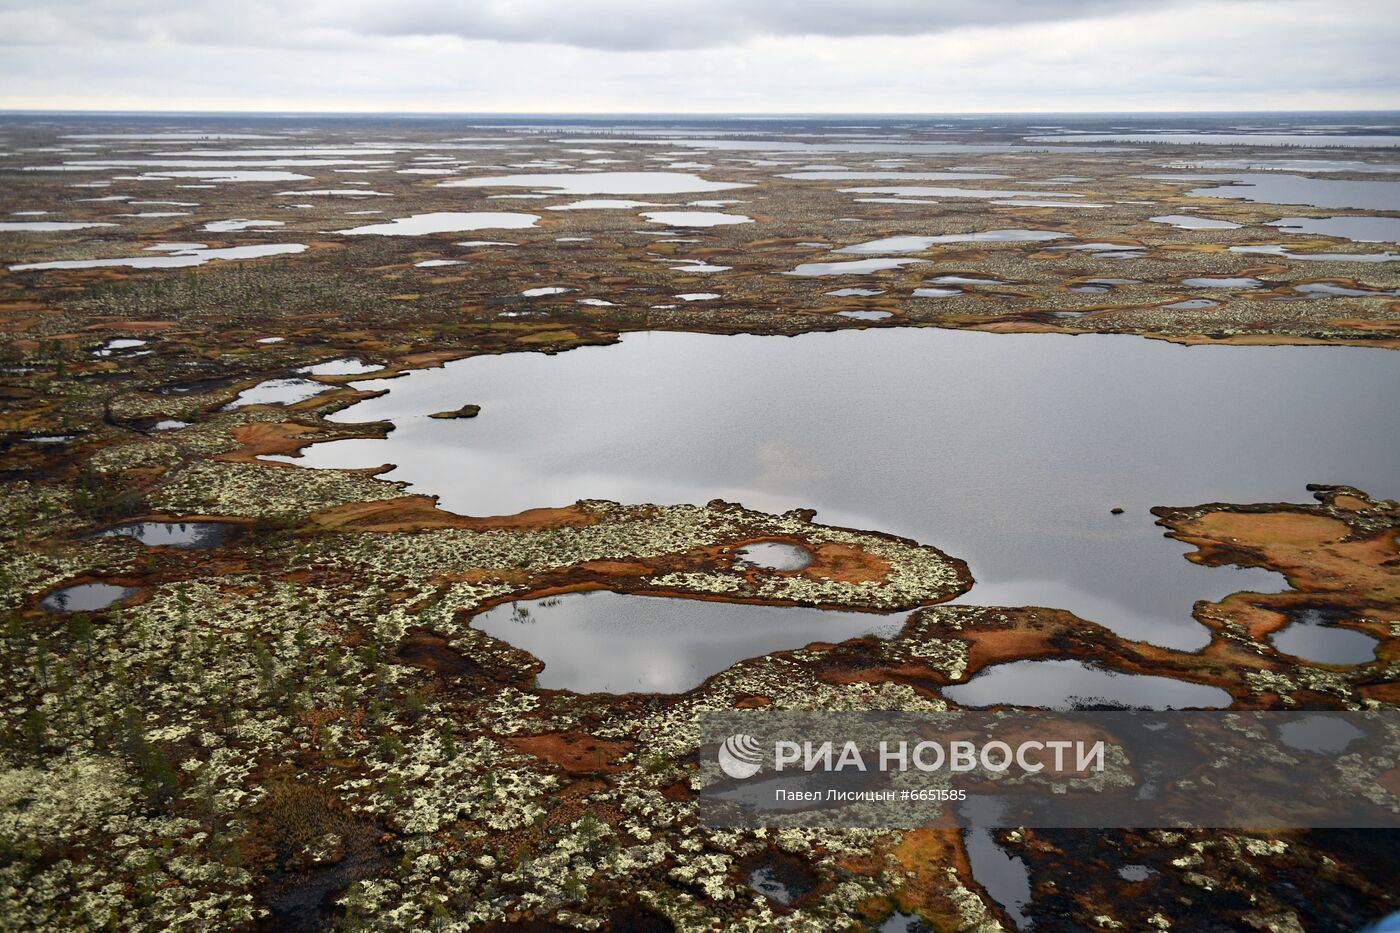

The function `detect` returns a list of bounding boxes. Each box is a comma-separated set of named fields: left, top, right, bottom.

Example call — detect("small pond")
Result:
left=221, top=377, right=331, bottom=410
left=786, top=258, right=927, bottom=276
left=1150, top=214, right=1241, bottom=230
left=95, top=521, right=236, bottom=549
left=338, top=212, right=538, bottom=236
left=471, top=591, right=903, bottom=694
left=1182, top=277, right=1261, bottom=288
left=442, top=172, right=750, bottom=195
left=734, top=542, right=812, bottom=571
left=1269, top=607, right=1378, bottom=665
left=640, top=211, right=752, bottom=227
left=41, top=583, right=139, bottom=612
left=835, top=230, right=1065, bottom=253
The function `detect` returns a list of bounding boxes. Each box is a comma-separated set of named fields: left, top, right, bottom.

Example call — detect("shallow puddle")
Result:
left=471, top=591, right=903, bottom=693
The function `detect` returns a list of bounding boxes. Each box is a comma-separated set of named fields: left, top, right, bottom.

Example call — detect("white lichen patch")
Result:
left=151, top=461, right=404, bottom=518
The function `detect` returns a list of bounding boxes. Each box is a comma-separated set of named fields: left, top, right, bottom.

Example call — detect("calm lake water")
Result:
left=288, top=328, right=1400, bottom=651
left=1150, top=173, right=1400, bottom=210
left=942, top=659, right=1231, bottom=709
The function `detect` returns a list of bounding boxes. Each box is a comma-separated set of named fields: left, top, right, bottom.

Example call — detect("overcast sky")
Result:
left=1, top=0, right=1397, bottom=113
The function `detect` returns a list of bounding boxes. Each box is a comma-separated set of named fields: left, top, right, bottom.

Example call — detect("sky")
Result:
left=1, top=0, right=1397, bottom=114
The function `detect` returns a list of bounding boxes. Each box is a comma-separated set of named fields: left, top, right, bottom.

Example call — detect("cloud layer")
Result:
left=0, top=0, right=1396, bottom=112
left=0, top=0, right=1165, bottom=51
left=352, top=0, right=1161, bottom=52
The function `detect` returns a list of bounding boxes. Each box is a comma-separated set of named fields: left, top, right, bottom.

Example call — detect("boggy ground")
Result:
left=0, top=117, right=1398, bottom=932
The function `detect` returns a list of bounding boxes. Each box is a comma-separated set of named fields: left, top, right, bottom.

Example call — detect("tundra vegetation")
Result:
left=0, top=115, right=1397, bottom=931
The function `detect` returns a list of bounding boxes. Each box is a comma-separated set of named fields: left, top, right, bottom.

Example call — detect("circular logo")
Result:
left=718, top=733, right=764, bottom=779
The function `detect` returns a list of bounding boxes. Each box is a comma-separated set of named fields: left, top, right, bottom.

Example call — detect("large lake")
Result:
left=289, top=329, right=1400, bottom=651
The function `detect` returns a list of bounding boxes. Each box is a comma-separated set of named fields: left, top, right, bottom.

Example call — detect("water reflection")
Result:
left=943, top=659, right=1231, bottom=710
left=287, top=329, right=1398, bottom=650
left=471, top=591, right=903, bottom=693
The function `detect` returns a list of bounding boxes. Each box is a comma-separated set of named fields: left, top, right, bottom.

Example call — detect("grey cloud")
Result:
left=0, top=0, right=1394, bottom=112
left=0, top=0, right=1185, bottom=51
left=358, top=0, right=1172, bottom=51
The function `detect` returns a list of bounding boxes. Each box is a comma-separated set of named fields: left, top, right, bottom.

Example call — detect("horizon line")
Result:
left=3, top=107, right=1400, bottom=119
